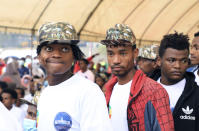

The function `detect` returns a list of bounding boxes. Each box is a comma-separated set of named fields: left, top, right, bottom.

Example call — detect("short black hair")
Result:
left=159, top=32, right=190, bottom=58
left=1, top=88, right=18, bottom=99
left=194, top=32, right=199, bottom=37
left=37, top=42, right=85, bottom=61
left=80, top=58, right=89, bottom=65
left=0, top=81, right=8, bottom=90
left=15, top=87, right=25, bottom=97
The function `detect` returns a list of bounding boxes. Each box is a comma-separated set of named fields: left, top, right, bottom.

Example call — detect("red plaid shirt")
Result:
left=105, top=70, right=174, bottom=131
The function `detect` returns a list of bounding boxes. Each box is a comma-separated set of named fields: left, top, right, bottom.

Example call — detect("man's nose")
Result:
left=113, top=55, right=121, bottom=64
left=52, top=49, right=62, bottom=57
left=173, top=61, right=180, bottom=68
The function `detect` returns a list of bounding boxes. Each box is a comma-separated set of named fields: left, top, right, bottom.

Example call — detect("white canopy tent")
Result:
left=0, top=0, right=199, bottom=46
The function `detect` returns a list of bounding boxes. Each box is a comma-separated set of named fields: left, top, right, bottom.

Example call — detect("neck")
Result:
left=7, top=105, right=13, bottom=110
left=47, top=70, right=73, bottom=86
left=117, top=68, right=136, bottom=85
left=81, top=68, right=87, bottom=73
left=160, top=76, right=182, bottom=85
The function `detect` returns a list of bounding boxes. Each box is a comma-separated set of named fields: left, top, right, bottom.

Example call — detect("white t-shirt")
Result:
left=0, top=102, right=23, bottom=131
left=77, top=69, right=95, bottom=82
left=157, top=78, right=185, bottom=112
left=194, top=70, right=199, bottom=86
left=10, top=105, right=25, bottom=126
left=109, top=80, right=132, bottom=131
left=37, top=74, right=112, bottom=131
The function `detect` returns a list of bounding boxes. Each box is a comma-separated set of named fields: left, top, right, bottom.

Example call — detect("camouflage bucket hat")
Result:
left=38, top=22, right=79, bottom=45
left=138, top=45, right=159, bottom=60
left=101, top=24, right=136, bottom=46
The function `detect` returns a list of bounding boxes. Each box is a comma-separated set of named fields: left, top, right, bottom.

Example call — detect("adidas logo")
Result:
left=180, top=115, right=195, bottom=120
left=180, top=106, right=195, bottom=121
left=182, top=106, right=193, bottom=115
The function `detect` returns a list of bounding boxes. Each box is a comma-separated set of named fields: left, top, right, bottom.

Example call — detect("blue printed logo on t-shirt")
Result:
left=54, top=112, right=72, bottom=131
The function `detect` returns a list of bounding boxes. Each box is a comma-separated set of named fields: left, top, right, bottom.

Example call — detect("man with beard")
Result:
left=150, top=32, right=199, bottom=131
left=101, top=24, right=174, bottom=131
left=36, top=22, right=112, bottom=131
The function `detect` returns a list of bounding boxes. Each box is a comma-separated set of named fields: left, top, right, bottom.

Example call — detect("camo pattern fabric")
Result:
left=38, top=22, right=78, bottom=43
left=138, top=45, right=159, bottom=60
left=101, top=24, right=136, bottom=45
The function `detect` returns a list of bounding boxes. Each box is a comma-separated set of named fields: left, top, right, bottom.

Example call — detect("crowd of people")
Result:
left=0, top=22, right=199, bottom=131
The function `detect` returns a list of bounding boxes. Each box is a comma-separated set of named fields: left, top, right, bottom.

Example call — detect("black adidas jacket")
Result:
left=149, top=70, right=199, bottom=131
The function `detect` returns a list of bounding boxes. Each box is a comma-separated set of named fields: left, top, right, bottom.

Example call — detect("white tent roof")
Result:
left=0, top=0, right=199, bottom=46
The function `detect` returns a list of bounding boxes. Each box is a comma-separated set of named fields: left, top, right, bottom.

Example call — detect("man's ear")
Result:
left=37, top=55, right=42, bottom=63
left=134, top=48, right=139, bottom=59
left=12, top=99, right=16, bottom=105
left=152, top=61, right=158, bottom=69
left=156, top=56, right=161, bottom=67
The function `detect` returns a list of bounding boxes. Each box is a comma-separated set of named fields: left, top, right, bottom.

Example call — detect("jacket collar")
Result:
left=105, top=70, right=147, bottom=104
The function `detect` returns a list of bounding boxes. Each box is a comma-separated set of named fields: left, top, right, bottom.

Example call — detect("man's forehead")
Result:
left=192, top=37, right=199, bottom=44
left=2, top=93, right=11, bottom=96
left=163, top=48, right=189, bottom=58
left=106, top=44, right=132, bottom=50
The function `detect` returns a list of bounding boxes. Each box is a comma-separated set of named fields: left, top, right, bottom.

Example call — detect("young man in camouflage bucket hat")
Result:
left=137, top=45, right=160, bottom=76
left=101, top=24, right=174, bottom=131
left=36, top=22, right=112, bottom=131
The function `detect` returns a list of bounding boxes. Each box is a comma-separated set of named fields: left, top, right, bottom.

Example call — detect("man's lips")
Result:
left=111, top=66, right=123, bottom=71
left=190, top=56, right=197, bottom=60
left=171, top=71, right=182, bottom=76
left=46, top=60, right=64, bottom=64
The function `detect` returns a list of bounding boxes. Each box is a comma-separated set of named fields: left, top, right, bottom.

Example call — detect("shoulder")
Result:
left=11, top=106, right=23, bottom=114
left=76, top=74, right=104, bottom=92
left=75, top=74, right=96, bottom=85
left=64, top=74, right=101, bottom=95
left=142, top=77, right=168, bottom=96
left=85, top=69, right=94, bottom=75
left=144, top=77, right=163, bottom=89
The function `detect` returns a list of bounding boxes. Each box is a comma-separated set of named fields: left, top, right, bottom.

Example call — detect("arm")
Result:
left=147, top=87, right=174, bottom=131
left=87, top=53, right=99, bottom=62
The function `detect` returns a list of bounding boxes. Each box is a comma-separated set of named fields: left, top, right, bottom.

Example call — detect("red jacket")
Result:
left=105, top=70, right=174, bottom=131
left=0, top=61, right=5, bottom=75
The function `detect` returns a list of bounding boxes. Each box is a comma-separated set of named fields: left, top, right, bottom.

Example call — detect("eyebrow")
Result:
left=119, top=49, right=128, bottom=52
left=166, top=57, right=188, bottom=60
left=107, top=49, right=113, bottom=52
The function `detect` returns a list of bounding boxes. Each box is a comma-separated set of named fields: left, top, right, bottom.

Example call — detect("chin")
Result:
left=47, top=70, right=64, bottom=75
left=113, top=72, right=127, bottom=77
left=169, top=77, right=183, bottom=83
left=52, top=71, right=68, bottom=75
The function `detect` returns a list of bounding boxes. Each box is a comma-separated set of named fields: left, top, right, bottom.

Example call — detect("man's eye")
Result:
left=62, top=47, right=69, bottom=52
left=108, top=52, right=113, bottom=56
left=45, top=46, right=52, bottom=52
left=191, top=45, right=199, bottom=50
left=120, top=52, right=126, bottom=56
left=168, top=58, right=175, bottom=63
left=181, top=59, right=188, bottom=64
